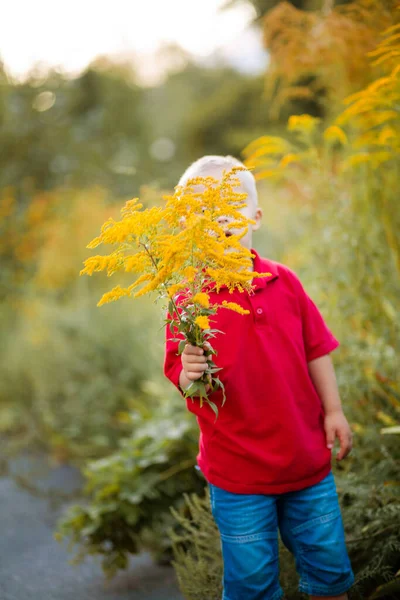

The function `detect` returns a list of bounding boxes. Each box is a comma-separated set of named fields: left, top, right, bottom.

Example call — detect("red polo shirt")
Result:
left=164, top=249, right=339, bottom=494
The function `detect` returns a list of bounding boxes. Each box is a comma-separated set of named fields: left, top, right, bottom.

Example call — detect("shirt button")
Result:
left=256, top=308, right=263, bottom=315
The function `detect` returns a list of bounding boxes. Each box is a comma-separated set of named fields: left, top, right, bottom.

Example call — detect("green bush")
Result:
left=55, top=396, right=204, bottom=578
left=170, top=489, right=223, bottom=600
left=169, top=446, right=400, bottom=600
left=0, top=289, right=165, bottom=462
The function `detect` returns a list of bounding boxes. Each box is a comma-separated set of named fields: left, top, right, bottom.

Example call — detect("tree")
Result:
left=0, top=60, right=152, bottom=198
left=261, top=0, right=399, bottom=119
left=222, top=0, right=309, bottom=20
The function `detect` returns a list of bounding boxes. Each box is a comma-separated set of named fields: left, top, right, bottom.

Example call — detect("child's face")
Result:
left=222, top=186, right=263, bottom=251
left=181, top=169, right=263, bottom=252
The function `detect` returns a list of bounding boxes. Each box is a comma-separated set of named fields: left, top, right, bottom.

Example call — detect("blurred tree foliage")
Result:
left=0, top=185, right=177, bottom=462
left=223, top=0, right=355, bottom=20
left=0, top=57, right=273, bottom=200
left=183, top=72, right=269, bottom=161
left=142, top=63, right=271, bottom=189
left=0, top=60, right=150, bottom=198
left=258, top=0, right=398, bottom=119
left=223, top=0, right=309, bottom=19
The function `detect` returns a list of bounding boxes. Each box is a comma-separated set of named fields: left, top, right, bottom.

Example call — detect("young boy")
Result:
left=164, top=155, right=354, bottom=600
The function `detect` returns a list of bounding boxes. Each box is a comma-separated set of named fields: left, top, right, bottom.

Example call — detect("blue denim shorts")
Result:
left=208, top=471, right=354, bottom=599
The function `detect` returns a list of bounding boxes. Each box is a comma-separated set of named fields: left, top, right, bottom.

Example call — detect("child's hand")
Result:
left=181, top=344, right=208, bottom=382
left=324, top=410, right=353, bottom=461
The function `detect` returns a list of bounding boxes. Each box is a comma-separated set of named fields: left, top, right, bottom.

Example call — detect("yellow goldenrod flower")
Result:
left=242, top=135, right=290, bottom=158
left=167, top=283, right=186, bottom=298
left=378, top=126, right=396, bottom=145
left=120, top=198, right=143, bottom=218
left=183, top=266, right=198, bottom=282
left=288, top=114, right=321, bottom=135
left=221, top=301, right=250, bottom=315
left=279, top=153, right=301, bottom=168
left=193, top=293, right=210, bottom=308
left=97, top=285, right=132, bottom=307
left=351, top=153, right=371, bottom=165
left=323, top=126, right=348, bottom=146
left=80, top=255, right=106, bottom=276
left=195, top=315, right=210, bottom=330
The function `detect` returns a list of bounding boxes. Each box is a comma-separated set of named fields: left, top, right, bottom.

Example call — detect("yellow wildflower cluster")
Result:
left=183, top=266, right=197, bottom=282
left=288, top=115, right=321, bottom=136
left=243, top=117, right=320, bottom=180
left=97, top=284, right=137, bottom=307
left=336, top=23, right=400, bottom=168
left=195, top=315, right=211, bottom=330
left=323, top=126, right=348, bottom=147
left=81, top=167, right=269, bottom=306
left=261, top=0, right=397, bottom=120
left=244, top=19, right=400, bottom=182
left=193, top=293, right=210, bottom=308
left=221, top=301, right=250, bottom=315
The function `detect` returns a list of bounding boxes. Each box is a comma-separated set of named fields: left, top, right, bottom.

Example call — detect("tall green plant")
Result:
left=170, top=461, right=400, bottom=600
left=243, top=20, right=400, bottom=435
left=55, top=400, right=202, bottom=578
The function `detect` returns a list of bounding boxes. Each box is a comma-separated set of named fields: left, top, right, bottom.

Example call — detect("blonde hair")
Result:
left=178, top=155, right=258, bottom=210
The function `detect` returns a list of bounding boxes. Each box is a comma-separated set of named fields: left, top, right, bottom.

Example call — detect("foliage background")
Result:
left=1, top=1, right=399, bottom=598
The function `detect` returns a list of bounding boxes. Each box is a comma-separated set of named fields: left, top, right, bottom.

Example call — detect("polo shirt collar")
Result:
left=204, top=249, right=279, bottom=293
left=251, top=248, right=279, bottom=291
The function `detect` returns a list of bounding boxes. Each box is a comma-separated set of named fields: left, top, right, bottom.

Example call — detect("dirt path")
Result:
left=0, top=453, right=183, bottom=600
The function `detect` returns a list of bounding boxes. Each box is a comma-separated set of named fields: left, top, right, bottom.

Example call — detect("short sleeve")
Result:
left=292, top=273, right=340, bottom=362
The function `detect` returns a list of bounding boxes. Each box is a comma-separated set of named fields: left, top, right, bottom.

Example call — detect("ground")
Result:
left=0, top=452, right=183, bottom=600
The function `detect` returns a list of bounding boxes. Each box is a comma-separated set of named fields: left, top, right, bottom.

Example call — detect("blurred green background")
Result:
left=1, top=1, right=399, bottom=599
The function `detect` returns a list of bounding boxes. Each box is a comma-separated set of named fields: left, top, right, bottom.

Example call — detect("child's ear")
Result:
left=252, top=207, right=263, bottom=232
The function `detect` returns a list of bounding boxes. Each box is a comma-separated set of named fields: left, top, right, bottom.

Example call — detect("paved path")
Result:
left=0, top=453, right=183, bottom=600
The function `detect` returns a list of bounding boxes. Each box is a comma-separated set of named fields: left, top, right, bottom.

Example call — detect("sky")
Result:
left=1, top=0, right=267, bottom=84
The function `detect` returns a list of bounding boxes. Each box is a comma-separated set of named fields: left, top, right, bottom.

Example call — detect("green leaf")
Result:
left=212, top=379, right=220, bottom=391
left=206, top=399, right=219, bottom=422
left=178, top=340, right=187, bottom=354
left=218, top=379, right=227, bottom=406
left=198, top=308, right=216, bottom=316
left=178, top=322, right=190, bottom=334
left=197, top=382, right=207, bottom=397
left=205, top=346, right=218, bottom=354
left=184, top=381, right=200, bottom=397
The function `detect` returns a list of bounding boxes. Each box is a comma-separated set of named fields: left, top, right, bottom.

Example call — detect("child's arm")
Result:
left=290, top=270, right=353, bottom=460
left=308, top=354, right=353, bottom=461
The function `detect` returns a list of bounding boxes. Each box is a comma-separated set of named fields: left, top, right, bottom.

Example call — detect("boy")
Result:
left=164, top=155, right=354, bottom=600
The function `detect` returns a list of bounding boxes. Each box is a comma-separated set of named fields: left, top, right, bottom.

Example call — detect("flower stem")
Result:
left=140, top=240, right=184, bottom=328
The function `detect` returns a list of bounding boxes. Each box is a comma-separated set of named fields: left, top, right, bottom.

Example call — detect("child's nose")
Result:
left=217, top=215, right=229, bottom=225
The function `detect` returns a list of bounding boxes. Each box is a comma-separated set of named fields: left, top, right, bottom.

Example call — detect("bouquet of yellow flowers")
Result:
left=80, top=167, right=269, bottom=418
